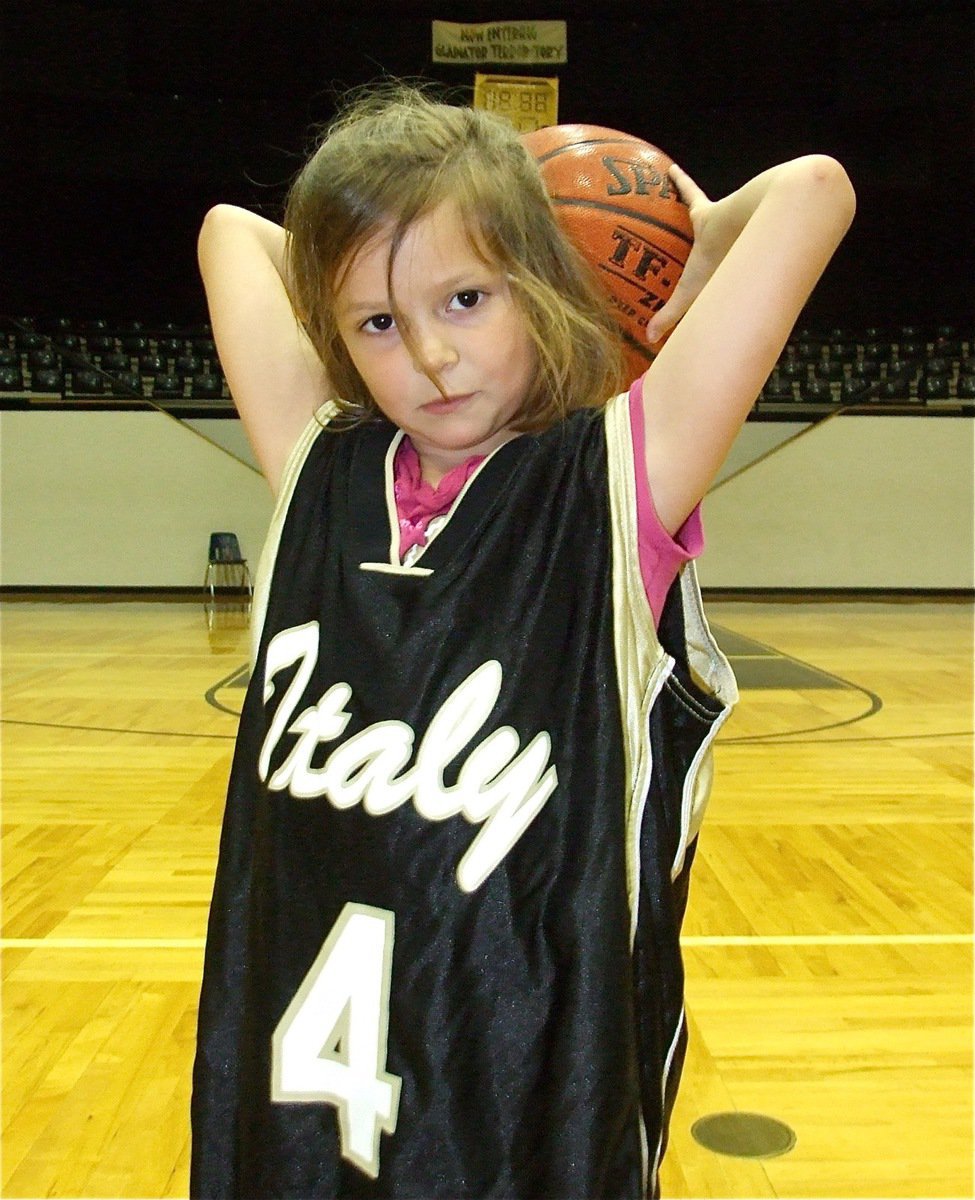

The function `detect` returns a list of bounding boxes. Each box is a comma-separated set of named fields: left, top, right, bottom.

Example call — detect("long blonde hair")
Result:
left=284, top=84, right=623, bottom=430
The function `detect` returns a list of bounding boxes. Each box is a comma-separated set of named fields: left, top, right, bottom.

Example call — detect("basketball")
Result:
left=522, top=124, right=693, bottom=380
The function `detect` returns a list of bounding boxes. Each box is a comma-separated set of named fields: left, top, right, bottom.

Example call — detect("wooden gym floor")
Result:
left=1, top=594, right=971, bottom=1199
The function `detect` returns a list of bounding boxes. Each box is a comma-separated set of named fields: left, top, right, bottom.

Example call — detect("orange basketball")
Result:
left=523, top=123, right=692, bottom=381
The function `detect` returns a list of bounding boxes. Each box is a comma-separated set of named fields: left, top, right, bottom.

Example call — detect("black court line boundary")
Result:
left=205, top=664, right=251, bottom=716
left=710, top=623, right=884, bottom=743
left=0, top=717, right=235, bottom=740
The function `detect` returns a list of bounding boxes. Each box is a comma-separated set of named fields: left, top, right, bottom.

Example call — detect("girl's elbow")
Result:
left=803, top=155, right=857, bottom=223
left=197, top=205, right=240, bottom=268
left=199, top=203, right=232, bottom=238
left=198, top=205, right=223, bottom=257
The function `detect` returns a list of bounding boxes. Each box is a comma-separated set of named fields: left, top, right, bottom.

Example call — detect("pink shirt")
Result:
left=627, top=376, right=704, bottom=625
left=393, top=379, right=702, bottom=627
left=393, top=441, right=485, bottom=560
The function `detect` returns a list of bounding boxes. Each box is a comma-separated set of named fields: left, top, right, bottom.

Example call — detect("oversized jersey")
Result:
left=190, top=392, right=737, bottom=1199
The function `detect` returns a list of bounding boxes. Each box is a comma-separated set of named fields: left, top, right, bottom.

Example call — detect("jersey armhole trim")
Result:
left=249, top=403, right=336, bottom=664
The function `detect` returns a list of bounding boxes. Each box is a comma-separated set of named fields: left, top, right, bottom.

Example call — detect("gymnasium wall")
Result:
left=0, top=410, right=272, bottom=588
left=1, top=409, right=971, bottom=589
left=700, top=415, right=974, bottom=589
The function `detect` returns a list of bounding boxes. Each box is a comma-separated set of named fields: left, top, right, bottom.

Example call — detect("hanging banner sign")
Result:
left=432, top=20, right=567, bottom=65
left=473, top=74, right=559, bottom=132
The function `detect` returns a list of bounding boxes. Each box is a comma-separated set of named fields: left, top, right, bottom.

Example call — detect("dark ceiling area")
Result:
left=2, top=0, right=972, bottom=328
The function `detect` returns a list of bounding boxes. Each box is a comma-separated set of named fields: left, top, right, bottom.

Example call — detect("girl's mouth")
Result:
left=422, top=393, right=474, bottom=414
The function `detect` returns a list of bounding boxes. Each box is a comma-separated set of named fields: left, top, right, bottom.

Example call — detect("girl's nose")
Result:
left=412, top=329, right=459, bottom=376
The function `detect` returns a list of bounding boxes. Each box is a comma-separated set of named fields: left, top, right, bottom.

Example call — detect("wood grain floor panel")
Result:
left=664, top=943, right=972, bottom=1198
left=2, top=948, right=199, bottom=1199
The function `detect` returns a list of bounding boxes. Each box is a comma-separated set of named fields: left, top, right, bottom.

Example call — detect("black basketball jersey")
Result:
left=190, top=393, right=737, bottom=1199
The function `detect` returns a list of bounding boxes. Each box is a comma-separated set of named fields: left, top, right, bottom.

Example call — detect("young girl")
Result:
left=190, top=86, right=854, bottom=1199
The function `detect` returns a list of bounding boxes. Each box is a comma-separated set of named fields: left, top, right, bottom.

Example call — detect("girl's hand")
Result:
left=644, top=165, right=735, bottom=346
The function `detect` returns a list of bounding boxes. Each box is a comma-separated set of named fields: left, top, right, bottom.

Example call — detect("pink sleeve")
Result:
left=628, top=378, right=704, bottom=628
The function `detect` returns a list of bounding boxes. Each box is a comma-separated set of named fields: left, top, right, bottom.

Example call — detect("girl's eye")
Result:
left=362, top=313, right=395, bottom=333
left=449, top=289, right=483, bottom=311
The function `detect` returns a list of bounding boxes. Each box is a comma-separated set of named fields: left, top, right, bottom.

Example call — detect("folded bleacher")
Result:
left=757, top=325, right=973, bottom=414
left=0, top=317, right=230, bottom=413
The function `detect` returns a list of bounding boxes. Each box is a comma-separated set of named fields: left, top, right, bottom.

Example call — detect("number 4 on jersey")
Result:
left=272, top=903, right=402, bottom=1178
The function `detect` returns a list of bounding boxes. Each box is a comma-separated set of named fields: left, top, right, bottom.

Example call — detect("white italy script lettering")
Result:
left=258, top=624, right=558, bottom=892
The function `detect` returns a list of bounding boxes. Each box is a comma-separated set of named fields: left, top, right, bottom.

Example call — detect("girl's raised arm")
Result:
left=197, top=205, right=332, bottom=493
left=640, top=156, right=856, bottom=535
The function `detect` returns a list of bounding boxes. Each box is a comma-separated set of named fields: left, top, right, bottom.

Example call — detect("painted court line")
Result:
left=682, top=933, right=972, bottom=947
left=1, top=938, right=207, bottom=949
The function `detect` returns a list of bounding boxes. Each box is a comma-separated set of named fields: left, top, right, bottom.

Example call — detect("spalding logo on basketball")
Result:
left=523, top=124, right=692, bottom=381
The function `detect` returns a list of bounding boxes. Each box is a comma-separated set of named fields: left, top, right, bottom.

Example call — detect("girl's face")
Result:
left=335, top=202, right=537, bottom=484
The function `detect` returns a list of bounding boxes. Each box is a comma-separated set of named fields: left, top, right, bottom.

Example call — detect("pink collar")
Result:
left=393, top=436, right=485, bottom=558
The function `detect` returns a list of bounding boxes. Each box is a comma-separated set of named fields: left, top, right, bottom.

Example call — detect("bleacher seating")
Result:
left=1, top=316, right=972, bottom=418
left=0, top=316, right=231, bottom=413
left=755, top=324, right=973, bottom=414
